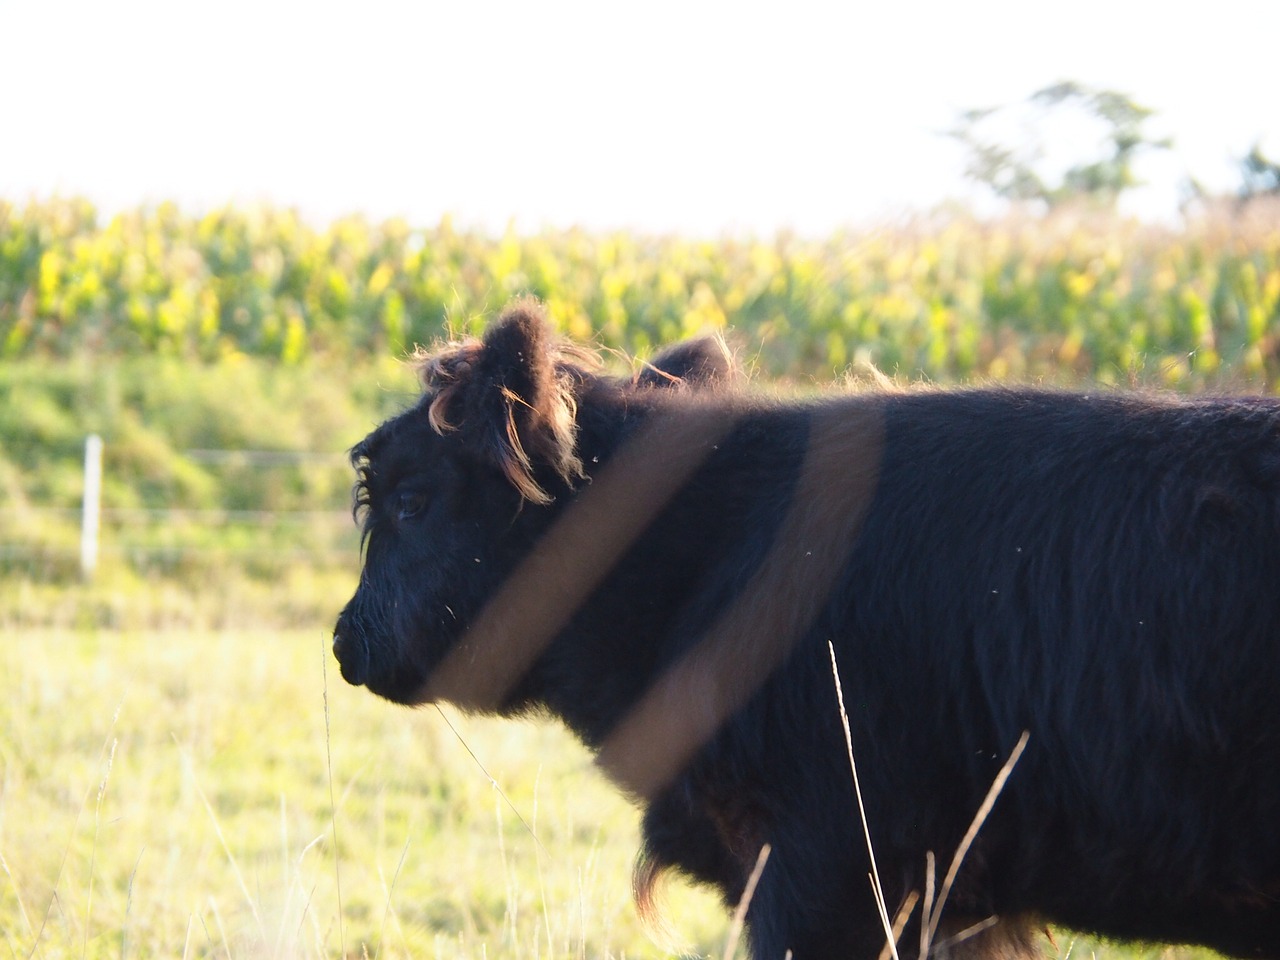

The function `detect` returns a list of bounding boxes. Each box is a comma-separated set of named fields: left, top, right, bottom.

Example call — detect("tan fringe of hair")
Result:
left=413, top=335, right=592, bottom=504
left=631, top=853, right=681, bottom=951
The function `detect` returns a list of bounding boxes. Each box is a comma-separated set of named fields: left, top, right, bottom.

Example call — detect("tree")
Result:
left=947, top=81, right=1172, bottom=210
left=1238, top=142, right=1280, bottom=200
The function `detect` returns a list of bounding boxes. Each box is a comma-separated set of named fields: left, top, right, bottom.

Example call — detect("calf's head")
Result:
left=332, top=300, right=733, bottom=707
left=331, top=301, right=587, bottom=703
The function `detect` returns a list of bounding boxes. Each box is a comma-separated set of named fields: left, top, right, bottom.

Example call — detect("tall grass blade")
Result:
left=1, top=852, right=35, bottom=944
left=919, top=850, right=935, bottom=960
left=173, top=734, right=265, bottom=944
left=433, top=705, right=547, bottom=857
left=373, top=837, right=410, bottom=960
left=120, top=847, right=144, bottom=960
left=83, top=738, right=117, bottom=960
left=923, top=730, right=1029, bottom=949
left=321, top=634, right=347, bottom=960
left=877, top=891, right=921, bottom=960
left=828, top=641, right=901, bottom=960
left=30, top=706, right=122, bottom=960
left=722, top=843, right=771, bottom=960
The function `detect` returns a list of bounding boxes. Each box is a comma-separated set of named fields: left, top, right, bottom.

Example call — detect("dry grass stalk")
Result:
left=722, top=843, right=773, bottom=960
left=829, top=640, right=1031, bottom=960
left=828, top=641, right=901, bottom=960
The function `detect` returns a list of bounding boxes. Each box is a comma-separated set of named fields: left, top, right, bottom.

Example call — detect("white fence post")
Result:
left=81, top=434, right=103, bottom=579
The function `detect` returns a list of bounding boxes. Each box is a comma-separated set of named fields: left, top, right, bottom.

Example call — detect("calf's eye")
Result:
left=397, top=491, right=428, bottom=521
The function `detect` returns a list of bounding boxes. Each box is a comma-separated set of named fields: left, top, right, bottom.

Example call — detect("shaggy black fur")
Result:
left=334, top=300, right=1280, bottom=960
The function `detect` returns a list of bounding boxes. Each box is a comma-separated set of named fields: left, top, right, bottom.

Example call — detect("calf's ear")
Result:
left=424, top=299, right=582, bottom=503
left=637, top=336, right=736, bottom=390
left=475, top=300, right=560, bottom=415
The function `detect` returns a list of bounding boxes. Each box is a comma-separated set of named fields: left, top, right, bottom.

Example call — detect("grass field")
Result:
left=1, top=627, right=1228, bottom=960
left=0, top=628, right=728, bottom=959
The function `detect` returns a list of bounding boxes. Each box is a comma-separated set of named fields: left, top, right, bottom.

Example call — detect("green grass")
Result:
left=0, top=628, right=729, bottom=959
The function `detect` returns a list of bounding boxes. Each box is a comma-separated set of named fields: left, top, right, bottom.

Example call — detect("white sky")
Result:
left=2, top=0, right=1277, bottom=236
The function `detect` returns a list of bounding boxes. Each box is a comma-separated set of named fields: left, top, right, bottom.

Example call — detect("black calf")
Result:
left=334, top=300, right=1280, bottom=959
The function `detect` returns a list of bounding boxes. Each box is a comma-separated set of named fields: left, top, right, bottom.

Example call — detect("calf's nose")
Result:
left=332, top=618, right=369, bottom=687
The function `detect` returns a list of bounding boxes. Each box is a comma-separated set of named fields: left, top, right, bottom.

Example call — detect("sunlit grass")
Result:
left=0, top=628, right=727, bottom=959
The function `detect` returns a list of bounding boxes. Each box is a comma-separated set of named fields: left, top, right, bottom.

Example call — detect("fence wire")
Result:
left=0, top=443, right=362, bottom=581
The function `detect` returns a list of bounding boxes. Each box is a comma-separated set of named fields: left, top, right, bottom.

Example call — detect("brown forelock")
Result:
left=414, top=334, right=591, bottom=504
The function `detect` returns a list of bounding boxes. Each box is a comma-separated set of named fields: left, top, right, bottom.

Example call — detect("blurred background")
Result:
left=5, top=0, right=1278, bottom=232
left=4, top=0, right=1278, bottom=625
left=2, top=2, right=1278, bottom=958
